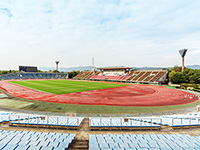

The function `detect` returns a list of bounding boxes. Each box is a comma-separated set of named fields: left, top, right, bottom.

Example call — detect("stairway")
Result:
left=68, top=139, right=89, bottom=150
left=68, top=118, right=89, bottom=149
left=80, top=117, right=89, bottom=131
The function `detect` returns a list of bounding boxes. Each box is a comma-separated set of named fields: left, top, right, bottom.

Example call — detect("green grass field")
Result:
left=9, top=80, right=128, bottom=94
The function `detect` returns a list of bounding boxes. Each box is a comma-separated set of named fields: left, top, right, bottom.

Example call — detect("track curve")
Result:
left=0, top=80, right=199, bottom=106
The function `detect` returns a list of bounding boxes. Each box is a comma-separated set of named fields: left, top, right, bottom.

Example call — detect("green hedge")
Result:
left=194, top=88, right=200, bottom=92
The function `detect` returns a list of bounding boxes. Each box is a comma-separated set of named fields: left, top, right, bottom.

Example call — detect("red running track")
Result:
left=0, top=81, right=199, bottom=106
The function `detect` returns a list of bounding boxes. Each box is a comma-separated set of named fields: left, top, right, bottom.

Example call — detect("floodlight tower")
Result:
left=92, top=57, right=95, bottom=72
left=179, top=49, right=187, bottom=72
left=55, top=61, right=59, bottom=73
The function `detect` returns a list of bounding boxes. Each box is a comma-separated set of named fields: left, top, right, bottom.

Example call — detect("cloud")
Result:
left=0, top=8, right=13, bottom=17
left=0, top=0, right=200, bottom=70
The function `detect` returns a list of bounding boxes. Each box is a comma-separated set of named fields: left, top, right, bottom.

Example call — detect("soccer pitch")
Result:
left=9, top=80, right=128, bottom=94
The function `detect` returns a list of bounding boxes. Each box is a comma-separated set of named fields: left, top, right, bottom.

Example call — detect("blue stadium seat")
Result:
left=89, top=134, right=200, bottom=150
left=0, top=130, right=75, bottom=150
left=3, top=143, right=18, bottom=150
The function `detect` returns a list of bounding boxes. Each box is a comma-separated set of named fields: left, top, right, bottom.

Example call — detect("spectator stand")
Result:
left=0, top=73, right=68, bottom=80
left=134, top=113, right=200, bottom=129
left=89, top=117, right=161, bottom=131
left=74, top=67, right=168, bottom=84
left=9, top=116, right=84, bottom=130
left=0, top=130, right=76, bottom=150
left=89, top=134, right=200, bottom=150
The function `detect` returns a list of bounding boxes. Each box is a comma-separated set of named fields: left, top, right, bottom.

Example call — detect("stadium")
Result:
left=1, top=1, right=200, bottom=150
left=0, top=61, right=200, bottom=150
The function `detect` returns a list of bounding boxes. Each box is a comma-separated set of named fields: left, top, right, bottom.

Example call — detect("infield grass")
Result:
left=9, top=80, right=128, bottom=94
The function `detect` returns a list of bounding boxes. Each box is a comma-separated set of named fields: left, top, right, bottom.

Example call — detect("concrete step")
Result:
left=68, top=140, right=89, bottom=150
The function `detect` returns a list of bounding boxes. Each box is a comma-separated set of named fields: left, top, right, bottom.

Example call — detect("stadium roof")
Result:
left=98, top=66, right=132, bottom=70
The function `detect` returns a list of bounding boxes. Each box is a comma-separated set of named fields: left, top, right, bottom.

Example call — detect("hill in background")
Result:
left=39, top=65, right=200, bottom=72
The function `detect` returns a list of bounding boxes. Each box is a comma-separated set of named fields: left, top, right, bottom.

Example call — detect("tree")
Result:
left=183, top=69, right=191, bottom=83
left=168, top=71, right=175, bottom=82
left=68, top=70, right=80, bottom=78
left=168, top=66, right=200, bottom=84
left=169, top=65, right=181, bottom=72
left=171, top=72, right=186, bottom=84
left=52, top=70, right=59, bottom=73
left=37, top=70, right=42, bottom=72
left=0, top=70, right=18, bottom=75
left=188, top=69, right=200, bottom=84
left=0, top=71, right=9, bottom=74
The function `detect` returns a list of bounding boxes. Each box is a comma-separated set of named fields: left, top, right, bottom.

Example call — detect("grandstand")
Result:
left=2, top=111, right=200, bottom=131
left=10, top=116, right=84, bottom=130
left=74, top=67, right=168, bottom=84
left=89, top=117, right=161, bottom=130
left=0, top=72, right=68, bottom=80
left=0, top=129, right=76, bottom=150
left=74, top=71, right=100, bottom=80
left=1, top=111, right=200, bottom=149
left=89, top=134, right=200, bottom=150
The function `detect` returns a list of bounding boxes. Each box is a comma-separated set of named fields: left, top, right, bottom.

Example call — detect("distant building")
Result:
left=19, top=66, right=37, bottom=72
left=98, top=66, right=132, bottom=76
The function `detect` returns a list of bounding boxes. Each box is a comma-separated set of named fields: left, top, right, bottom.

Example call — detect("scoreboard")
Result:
left=19, top=66, right=37, bottom=72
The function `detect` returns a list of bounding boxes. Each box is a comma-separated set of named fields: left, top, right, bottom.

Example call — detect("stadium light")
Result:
left=92, top=57, right=95, bottom=73
left=55, top=61, right=59, bottom=73
left=179, top=49, right=187, bottom=72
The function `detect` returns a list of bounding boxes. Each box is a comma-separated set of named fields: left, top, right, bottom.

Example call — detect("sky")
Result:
left=0, top=0, right=200, bottom=70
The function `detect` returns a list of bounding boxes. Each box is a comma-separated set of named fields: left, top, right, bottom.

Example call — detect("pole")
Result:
left=92, top=57, right=95, bottom=74
left=182, top=57, right=184, bottom=72
left=55, top=61, right=59, bottom=73
left=179, top=49, right=187, bottom=72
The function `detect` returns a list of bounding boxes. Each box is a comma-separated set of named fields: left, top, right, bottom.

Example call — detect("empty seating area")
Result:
left=74, top=70, right=168, bottom=84
left=134, top=112, right=200, bottom=129
left=0, top=73, right=68, bottom=80
left=2, top=111, right=200, bottom=150
left=73, top=71, right=99, bottom=80
left=2, top=111, right=200, bottom=131
left=10, top=116, right=84, bottom=129
left=149, top=71, right=166, bottom=82
left=1, top=130, right=200, bottom=150
left=0, top=112, right=16, bottom=123
left=90, top=75, right=130, bottom=81
left=0, top=114, right=40, bottom=124
left=89, top=117, right=161, bottom=130
left=0, top=112, right=84, bottom=130
left=130, top=71, right=146, bottom=82
left=127, top=70, right=167, bottom=83
left=89, top=112, right=200, bottom=131
left=143, top=71, right=159, bottom=82
left=0, top=130, right=76, bottom=150
left=0, top=112, right=41, bottom=124
left=89, top=134, right=200, bottom=150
